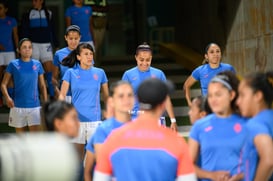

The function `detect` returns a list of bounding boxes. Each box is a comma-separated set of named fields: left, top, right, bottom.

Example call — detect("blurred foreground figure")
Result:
left=0, top=133, right=79, bottom=181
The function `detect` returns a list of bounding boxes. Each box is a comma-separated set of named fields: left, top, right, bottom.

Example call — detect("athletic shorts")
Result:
left=32, top=43, right=53, bottom=63
left=9, top=107, right=41, bottom=128
left=65, top=96, right=72, bottom=104
left=0, top=52, right=16, bottom=66
left=71, top=121, right=101, bottom=144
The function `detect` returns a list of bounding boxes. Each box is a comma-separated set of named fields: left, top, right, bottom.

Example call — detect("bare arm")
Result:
left=12, top=26, right=19, bottom=50
left=52, top=65, right=60, bottom=97
left=188, top=138, right=230, bottom=180
left=1, top=73, right=14, bottom=108
left=89, top=16, right=95, bottom=44
left=59, top=80, right=70, bottom=100
left=84, top=150, right=96, bottom=181
left=65, top=17, right=71, bottom=27
left=254, top=134, right=273, bottom=181
left=38, top=74, right=48, bottom=102
left=165, top=95, right=177, bottom=131
left=183, top=75, right=197, bottom=107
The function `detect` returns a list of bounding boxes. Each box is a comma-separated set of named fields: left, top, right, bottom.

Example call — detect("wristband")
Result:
left=170, top=118, right=176, bottom=123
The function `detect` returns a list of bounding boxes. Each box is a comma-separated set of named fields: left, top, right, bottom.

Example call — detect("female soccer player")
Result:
left=183, top=43, right=235, bottom=107
left=122, top=42, right=177, bottom=131
left=236, top=71, right=273, bottom=181
left=52, top=25, right=81, bottom=101
left=189, top=71, right=246, bottom=181
left=84, top=80, right=134, bottom=181
left=1, top=38, right=47, bottom=133
left=59, top=43, right=109, bottom=161
left=42, top=100, right=80, bottom=138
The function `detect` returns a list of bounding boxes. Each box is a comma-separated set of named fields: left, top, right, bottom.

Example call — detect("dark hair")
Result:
left=18, top=38, right=32, bottom=49
left=136, top=42, right=152, bottom=55
left=194, top=96, right=212, bottom=114
left=210, top=71, right=240, bottom=112
left=137, top=78, right=174, bottom=110
left=109, top=80, right=132, bottom=97
left=65, top=25, right=81, bottom=36
left=244, top=71, right=273, bottom=108
left=42, top=100, right=75, bottom=131
left=203, top=43, right=221, bottom=64
left=62, top=43, right=94, bottom=68
left=0, top=0, right=8, bottom=8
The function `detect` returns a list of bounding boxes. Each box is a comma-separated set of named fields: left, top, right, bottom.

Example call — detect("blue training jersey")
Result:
left=62, top=66, right=107, bottom=122
left=191, top=63, right=235, bottom=95
left=0, top=16, right=17, bottom=52
left=122, top=67, right=166, bottom=117
left=190, top=113, right=247, bottom=181
left=243, top=109, right=273, bottom=181
left=65, top=5, right=93, bottom=42
left=86, top=117, right=125, bottom=153
left=6, top=59, right=44, bottom=108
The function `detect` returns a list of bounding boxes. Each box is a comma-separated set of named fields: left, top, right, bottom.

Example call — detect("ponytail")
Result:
left=62, top=43, right=94, bottom=68
left=62, top=49, right=79, bottom=68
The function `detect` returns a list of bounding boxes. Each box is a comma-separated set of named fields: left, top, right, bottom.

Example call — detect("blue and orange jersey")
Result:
left=94, top=118, right=197, bottom=181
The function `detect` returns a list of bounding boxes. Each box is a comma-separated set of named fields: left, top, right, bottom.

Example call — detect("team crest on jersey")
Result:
left=204, top=74, right=209, bottom=78
left=32, top=65, right=37, bottom=70
left=7, top=20, right=12, bottom=25
left=204, top=126, right=213, bottom=132
left=233, top=123, right=242, bottom=133
left=132, top=76, right=137, bottom=80
left=93, top=74, right=98, bottom=80
left=85, top=10, right=89, bottom=14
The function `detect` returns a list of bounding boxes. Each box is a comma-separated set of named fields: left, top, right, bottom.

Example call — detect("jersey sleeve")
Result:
left=176, top=137, right=197, bottom=180
left=38, top=62, right=45, bottom=75
left=86, top=136, right=95, bottom=153
left=159, top=70, right=167, bottom=81
left=11, top=17, right=17, bottom=28
left=5, top=62, right=14, bottom=74
left=121, top=71, right=129, bottom=81
left=247, top=120, right=271, bottom=139
left=86, top=125, right=108, bottom=153
left=191, top=66, right=201, bottom=81
left=53, top=52, right=60, bottom=67
left=100, top=69, right=108, bottom=84
left=189, top=121, right=201, bottom=143
left=62, top=69, right=71, bottom=83
left=65, top=7, right=71, bottom=18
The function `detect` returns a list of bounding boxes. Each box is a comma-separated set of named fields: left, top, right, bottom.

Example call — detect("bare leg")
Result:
left=15, top=127, right=27, bottom=133
left=28, top=125, right=41, bottom=132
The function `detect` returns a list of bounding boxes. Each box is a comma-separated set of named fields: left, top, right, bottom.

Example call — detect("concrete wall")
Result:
left=224, top=0, right=273, bottom=76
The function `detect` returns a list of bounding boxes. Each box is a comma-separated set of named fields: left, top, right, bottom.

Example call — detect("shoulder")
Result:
left=92, top=67, right=106, bottom=74
left=192, top=64, right=208, bottom=73
left=124, top=67, right=137, bottom=73
left=220, top=63, right=234, bottom=69
left=150, top=67, right=164, bottom=73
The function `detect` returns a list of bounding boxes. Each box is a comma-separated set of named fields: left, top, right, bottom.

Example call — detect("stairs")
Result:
left=99, top=55, right=202, bottom=136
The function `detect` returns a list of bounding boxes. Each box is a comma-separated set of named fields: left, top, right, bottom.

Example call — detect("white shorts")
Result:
left=65, top=96, right=72, bottom=104
left=71, top=121, right=101, bottom=144
left=32, top=43, right=53, bottom=63
left=9, top=107, right=41, bottom=128
left=0, top=52, right=16, bottom=66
